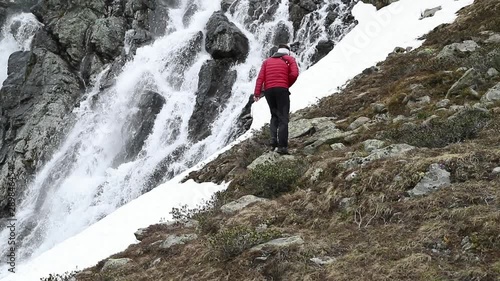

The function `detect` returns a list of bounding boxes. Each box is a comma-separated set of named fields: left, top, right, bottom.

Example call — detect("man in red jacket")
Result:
left=254, top=44, right=299, bottom=155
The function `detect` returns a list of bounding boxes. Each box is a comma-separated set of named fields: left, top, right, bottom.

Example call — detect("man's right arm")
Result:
left=288, top=57, right=299, bottom=87
left=254, top=61, right=266, bottom=99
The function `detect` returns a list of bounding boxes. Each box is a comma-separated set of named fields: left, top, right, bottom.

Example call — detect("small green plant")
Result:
left=207, top=225, right=281, bottom=261
left=247, top=160, right=305, bottom=198
left=40, top=271, right=78, bottom=281
left=386, top=108, right=491, bottom=148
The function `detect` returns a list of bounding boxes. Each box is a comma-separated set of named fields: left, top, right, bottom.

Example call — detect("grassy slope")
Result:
left=70, top=0, right=500, bottom=280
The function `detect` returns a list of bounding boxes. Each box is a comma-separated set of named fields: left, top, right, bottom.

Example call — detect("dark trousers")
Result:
left=264, top=87, right=290, bottom=148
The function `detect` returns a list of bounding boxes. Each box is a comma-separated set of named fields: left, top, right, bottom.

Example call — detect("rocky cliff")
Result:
left=66, top=0, right=500, bottom=280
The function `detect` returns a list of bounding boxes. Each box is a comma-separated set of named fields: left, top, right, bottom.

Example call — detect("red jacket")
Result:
left=254, top=54, right=299, bottom=97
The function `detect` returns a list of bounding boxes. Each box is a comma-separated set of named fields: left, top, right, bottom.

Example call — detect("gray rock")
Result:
left=436, top=99, right=450, bottom=108
left=362, top=139, right=385, bottom=153
left=446, top=68, right=480, bottom=98
left=0, top=49, right=81, bottom=218
left=481, top=82, right=500, bottom=103
left=159, top=233, right=198, bottom=249
left=221, top=195, right=268, bottom=215
left=188, top=58, right=237, bottom=142
left=101, top=258, right=132, bottom=272
left=330, top=143, right=345, bottom=151
left=343, top=144, right=415, bottom=169
left=339, top=197, right=354, bottom=209
left=247, top=152, right=296, bottom=170
left=348, top=117, right=370, bottom=130
left=150, top=258, right=161, bottom=267
left=492, top=167, right=500, bottom=174
left=309, top=168, right=323, bottom=183
left=408, top=163, right=450, bottom=196
left=310, top=256, right=336, bottom=266
left=371, top=103, right=387, bottom=114
left=487, top=68, right=499, bottom=77
left=420, top=6, right=442, bottom=19
left=90, top=17, right=127, bottom=60
left=438, top=40, right=479, bottom=59
left=304, top=128, right=353, bottom=154
left=205, top=11, right=249, bottom=62
left=485, top=33, right=500, bottom=44
left=250, top=235, right=304, bottom=252
left=345, top=171, right=358, bottom=182
left=407, top=95, right=431, bottom=109
left=134, top=228, right=147, bottom=241
left=289, top=117, right=336, bottom=139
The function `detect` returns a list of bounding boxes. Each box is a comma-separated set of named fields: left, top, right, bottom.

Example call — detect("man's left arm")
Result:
left=288, top=57, right=299, bottom=87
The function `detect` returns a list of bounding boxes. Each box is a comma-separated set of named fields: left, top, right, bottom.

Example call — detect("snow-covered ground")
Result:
left=2, top=0, right=473, bottom=279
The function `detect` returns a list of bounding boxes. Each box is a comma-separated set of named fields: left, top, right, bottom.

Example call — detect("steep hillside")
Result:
left=60, top=0, right=500, bottom=280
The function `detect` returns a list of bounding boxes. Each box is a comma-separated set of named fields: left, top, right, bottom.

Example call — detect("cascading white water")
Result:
left=0, top=0, right=357, bottom=267
left=0, top=13, right=41, bottom=85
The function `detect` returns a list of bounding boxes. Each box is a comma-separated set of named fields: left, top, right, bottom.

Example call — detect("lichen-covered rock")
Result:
left=250, top=235, right=304, bottom=252
left=407, top=164, right=450, bottom=196
left=437, top=40, right=479, bottom=59
left=247, top=152, right=296, bottom=170
left=342, top=144, right=415, bottom=169
left=101, top=258, right=132, bottom=272
left=348, top=116, right=370, bottom=130
left=289, top=117, right=336, bottom=139
left=221, top=195, right=268, bottom=214
left=446, top=68, right=481, bottom=98
left=481, top=82, right=500, bottom=103
left=159, top=233, right=198, bottom=249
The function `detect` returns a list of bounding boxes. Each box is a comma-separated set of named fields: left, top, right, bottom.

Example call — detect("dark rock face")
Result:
left=188, top=59, right=238, bottom=142
left=90, top=17, right=127, bottom=60
left=289, top=0, right=321, bottom=31
left=115, top=91, right=166, bottom=164
left=0, top=50, right=81, bottom=218
left=311, top=40, right=335, bottom=65
left=205, top=12, right=249, bottom=62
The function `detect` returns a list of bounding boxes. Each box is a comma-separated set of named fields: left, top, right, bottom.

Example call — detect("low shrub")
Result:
left=40, top=271, right=78, bottom=281
left=207, top=225, right=281, bottom=261
left=247, top=160, right=306, bottom=198
left=386, top=108, right=491, bottom=148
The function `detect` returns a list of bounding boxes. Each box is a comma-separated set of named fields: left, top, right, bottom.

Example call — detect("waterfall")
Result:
left=0, top=13, right=40, bottom=85
left=0, top=0, right=356, bottom=267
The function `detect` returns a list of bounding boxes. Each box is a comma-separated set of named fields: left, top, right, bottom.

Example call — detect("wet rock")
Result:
left=221, top=195, right=268, bottom=215
left=273, top=21, right=291, bottom=46
left=159, top=233, right=198, bottom=249
left=408, top=163, right=450, bottom=196
left=446, top=68, right=480, bottom=98
left=0, top=49, right=81, bottom=218
left=481, top=82, right=500, bottom=103
left=124, top=29, right=153, bottom=56
left=90, top=17, right=127, bottom=60
left=114, top=91, right=165, bottom=164
left=101, top=258, right=132, bottom=272
left=250, top=235, right=304, bottom=252
left=205, top=11, right=249, bottom=62
left=188, top=59, right=237, bottom=142
left=420, top=6, right=441, bottom=19
left=311, top=40, right=335, bottom=65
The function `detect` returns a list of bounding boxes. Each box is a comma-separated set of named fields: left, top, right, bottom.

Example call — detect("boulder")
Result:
left=188, top=59, right=237, bottom=142
left=159, top=233, right=198, bottom=249
left=310, top=256, right=336, bottom=266
left=446, top=68, right=481, bottom=98
left=247, top=152, right=296, bottom=170
left=481, top=82, right=500, bottom=103
left=250, top=235, right=304, bottom=252
left=205, top=11, right=249, bottom=62
left=311, top=40, right=334, bottom=65
left=342, top=144, right=415, bottom=169
left=362, top=139, right=385, bottom=153
left=407, top=164, right=450, bottom=196
left=487, top=68, right=499, bottom=77
left=221, top=195, right=268, bottom=215
left=101, top=258, right=132, bottom=272
left=437, top=40, right=479, bottom=59
left=289, top=117, right=336, bottom=139
left=348, top=116, right=370, bottom=130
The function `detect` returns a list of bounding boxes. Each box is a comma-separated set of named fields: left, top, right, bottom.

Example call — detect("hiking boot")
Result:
left=276, top=147, right=289, bottom=155
left=269, top=140, right=278, bottom=150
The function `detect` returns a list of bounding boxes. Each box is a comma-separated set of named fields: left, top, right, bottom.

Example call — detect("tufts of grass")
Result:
left=246, top=160, right=306, bottom=198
